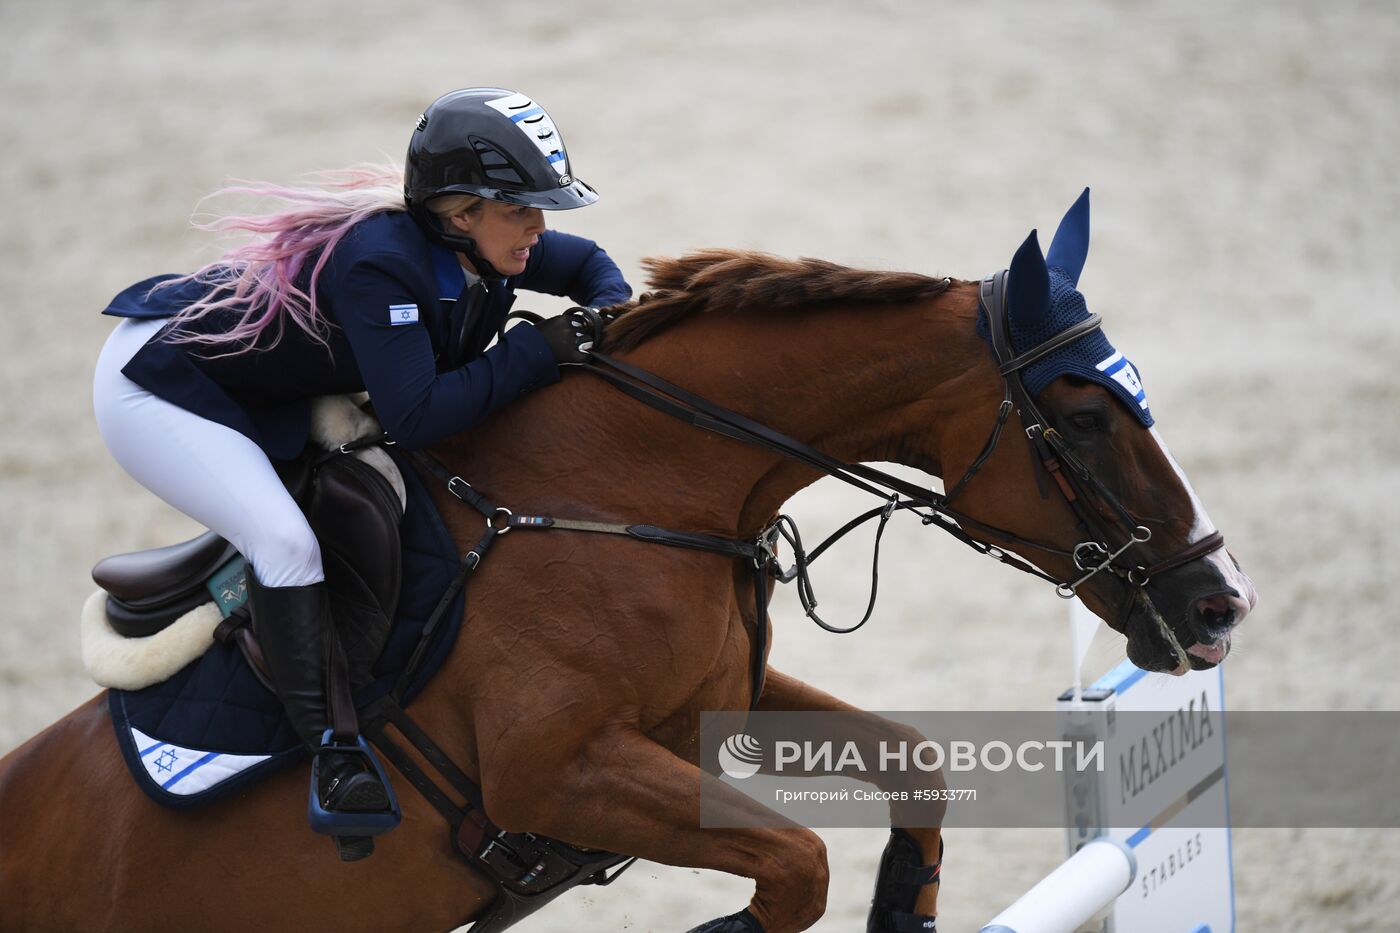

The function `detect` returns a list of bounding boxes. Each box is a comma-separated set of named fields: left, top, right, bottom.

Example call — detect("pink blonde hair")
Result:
left=155, top=164, right=410, bottom=355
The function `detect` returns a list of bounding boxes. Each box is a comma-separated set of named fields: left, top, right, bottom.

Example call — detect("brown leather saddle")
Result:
left=91, top=450, right=404, bottom=682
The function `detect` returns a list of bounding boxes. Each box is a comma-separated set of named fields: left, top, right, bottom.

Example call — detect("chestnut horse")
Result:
left=0, top=200, right=1255, bottom=932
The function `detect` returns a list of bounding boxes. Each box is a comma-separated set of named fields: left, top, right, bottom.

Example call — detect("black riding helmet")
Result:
left=404, top=88, right=598, bottom=274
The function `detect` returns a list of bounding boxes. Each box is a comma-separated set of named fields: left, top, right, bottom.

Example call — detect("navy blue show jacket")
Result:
left=103, top=211, right=631, bottom=459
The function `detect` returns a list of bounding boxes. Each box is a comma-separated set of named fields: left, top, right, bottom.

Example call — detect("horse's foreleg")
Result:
left=480, top=724, right=828, bottom=933
left=754, top=667, right=942, bottom=929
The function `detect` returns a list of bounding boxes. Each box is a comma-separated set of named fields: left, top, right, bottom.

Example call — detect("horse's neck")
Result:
left=443, top=283, right=987, bottom=535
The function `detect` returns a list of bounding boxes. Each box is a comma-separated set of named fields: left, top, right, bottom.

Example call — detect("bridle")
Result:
left=965, top=271, right=1225, bottom=599
left=406, top=280, right=1227, bottom=707
left=577, top=273, right=1223, bottom=644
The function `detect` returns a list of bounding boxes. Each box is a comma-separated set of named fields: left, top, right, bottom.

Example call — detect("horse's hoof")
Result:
left=333, top=834, right=375, bottom=862
left=685, top=907, right=764, bottom=932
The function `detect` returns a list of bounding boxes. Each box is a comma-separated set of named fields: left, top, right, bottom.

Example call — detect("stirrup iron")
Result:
left=307, top=731, right=402, bottom=839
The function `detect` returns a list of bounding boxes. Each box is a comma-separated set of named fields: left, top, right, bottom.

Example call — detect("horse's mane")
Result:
left=600, top=250, right=954, bottom=353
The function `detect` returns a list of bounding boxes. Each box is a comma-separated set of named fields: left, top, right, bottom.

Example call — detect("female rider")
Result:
left=92, top=88, right=631, bottom=831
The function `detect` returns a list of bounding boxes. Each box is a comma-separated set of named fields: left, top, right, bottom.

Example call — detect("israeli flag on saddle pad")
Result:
left=977, top=188, right=1154, bottom=426
left=131, top=727, right=270, bottom=796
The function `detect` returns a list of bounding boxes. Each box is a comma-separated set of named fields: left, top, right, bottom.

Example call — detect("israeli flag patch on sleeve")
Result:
left=389, top=303, right=420, bottom=326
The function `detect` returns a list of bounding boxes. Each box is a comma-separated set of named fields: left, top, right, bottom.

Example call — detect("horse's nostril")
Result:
left=1192, top=595, right=1237, bottom=637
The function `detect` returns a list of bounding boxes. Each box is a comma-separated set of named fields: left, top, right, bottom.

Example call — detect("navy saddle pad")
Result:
left=108, top=450, right=466, bottom=809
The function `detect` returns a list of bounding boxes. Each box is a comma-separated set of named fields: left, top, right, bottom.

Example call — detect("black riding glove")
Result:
left=535, top=311, right=594, bottom=367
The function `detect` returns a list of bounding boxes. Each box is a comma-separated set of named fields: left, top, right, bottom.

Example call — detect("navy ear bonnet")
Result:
left=975, top=189, right=1154, bottom=427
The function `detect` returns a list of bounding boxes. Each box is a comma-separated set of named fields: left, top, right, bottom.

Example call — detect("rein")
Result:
left=576, top=275, right=1218, bottom=600
left=402, top=279, right=1227, bottom=695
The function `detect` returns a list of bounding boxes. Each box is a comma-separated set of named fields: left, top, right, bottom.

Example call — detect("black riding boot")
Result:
left=246, top=575, right=389, bottom=815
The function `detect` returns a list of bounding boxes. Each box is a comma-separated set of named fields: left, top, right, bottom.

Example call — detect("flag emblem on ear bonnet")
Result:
left=976, top=188, right=1154, bottom=426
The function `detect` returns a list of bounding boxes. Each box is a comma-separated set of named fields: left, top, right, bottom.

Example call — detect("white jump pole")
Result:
left=977, top=838, right=1136, bottom=933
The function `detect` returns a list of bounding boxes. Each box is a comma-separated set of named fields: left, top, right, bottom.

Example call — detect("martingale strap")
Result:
left=505, top=516, right=774, bottom=703
left=400, top=443, right=779, bottom=706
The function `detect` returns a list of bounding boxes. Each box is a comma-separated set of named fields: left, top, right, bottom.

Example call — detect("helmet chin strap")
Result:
left=456, top=240, right=501, bottom=280
left=408, top=203, right=504, bottom=279
left=437, top=224, right=503, bottom=280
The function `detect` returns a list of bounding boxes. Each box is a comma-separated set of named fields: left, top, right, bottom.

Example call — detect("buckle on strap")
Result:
left=755, top=520, right=783, bottom=569
left=442, top=474, right=500, bottom=518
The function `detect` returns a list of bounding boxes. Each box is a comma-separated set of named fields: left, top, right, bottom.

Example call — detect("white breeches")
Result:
left=93, top=318, right=324, bottom=588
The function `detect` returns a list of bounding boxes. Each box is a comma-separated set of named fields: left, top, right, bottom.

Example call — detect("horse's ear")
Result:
left=1007, top=229, right=1050, bottom=328
left=1045, top=187, right=1091, bottom=286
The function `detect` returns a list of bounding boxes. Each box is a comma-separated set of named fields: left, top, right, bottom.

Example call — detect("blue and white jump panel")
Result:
left=980, top=659, right=1234, bottom=933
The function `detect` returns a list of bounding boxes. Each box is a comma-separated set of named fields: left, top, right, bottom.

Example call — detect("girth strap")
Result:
left=366, top=700, right=482, bottom=804
left=360, top=694, right=639, bottom=933
left=362, top=718, right=466, bottom=829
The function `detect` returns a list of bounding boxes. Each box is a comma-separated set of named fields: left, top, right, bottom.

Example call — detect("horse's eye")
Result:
left=1069, top=412, right=1101, bottom=432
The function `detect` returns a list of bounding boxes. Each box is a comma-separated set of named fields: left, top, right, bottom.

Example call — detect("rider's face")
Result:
left=450, top=201, right=547, bottom=277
